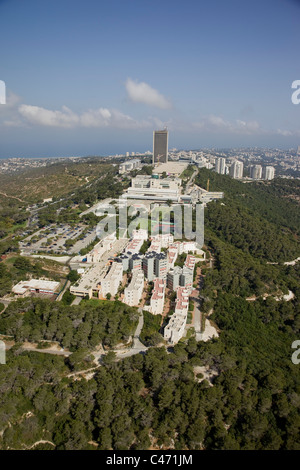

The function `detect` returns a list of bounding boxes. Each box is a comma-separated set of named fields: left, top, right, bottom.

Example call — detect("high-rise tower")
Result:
left=215, top=157, right=226, bottom=175
left=153, top=129, right=168, bottom=164
left=229, top=160, right=243, bottom=179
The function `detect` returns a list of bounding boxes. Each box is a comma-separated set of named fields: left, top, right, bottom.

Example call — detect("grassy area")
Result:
left=0, top=160, right=113, bottom=204
left=180, top=164, right=197, bottom=180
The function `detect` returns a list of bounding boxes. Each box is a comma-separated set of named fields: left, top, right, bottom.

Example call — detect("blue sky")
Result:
left=0, top=0, right=300, bottom=157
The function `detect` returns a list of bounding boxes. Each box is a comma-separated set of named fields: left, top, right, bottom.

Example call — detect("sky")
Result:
left=0, top=0, right=300, bottom=158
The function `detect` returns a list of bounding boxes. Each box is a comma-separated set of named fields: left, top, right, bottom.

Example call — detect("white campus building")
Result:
left=86, top=233, right=116, bottom=263
left=125, top=175, right=182, bottom=202
left=100, top=262, right=123, bottom=298
left=119, top=158, right=141, bottom=174
left=123, top=269, right=144, bottom=306
left=12, top=279, right=60, bottom=297
left=70, top=264, right=108, bottom=298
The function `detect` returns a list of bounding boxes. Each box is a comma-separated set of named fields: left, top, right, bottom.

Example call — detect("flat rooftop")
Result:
left=155, top=161, right=189, bottom=175
left=12, top=279, right=60, bottom=294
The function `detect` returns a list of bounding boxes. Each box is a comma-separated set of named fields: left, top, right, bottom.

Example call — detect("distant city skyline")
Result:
left=1, top=0, right=300, bottom=158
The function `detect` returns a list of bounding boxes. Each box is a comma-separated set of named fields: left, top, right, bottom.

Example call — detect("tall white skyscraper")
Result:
left=262, top=166, right=275, bottom=180
left=250, top=164, right=262, bottom=180
left=215, top=157, right=226, bottom=175
left=229, top=160, right=243, bottom=179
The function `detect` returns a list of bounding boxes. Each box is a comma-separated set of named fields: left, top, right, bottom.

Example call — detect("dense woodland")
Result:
left=0, top=170, right=299, bottom=449
left=0, top=298, right=139, bottom=351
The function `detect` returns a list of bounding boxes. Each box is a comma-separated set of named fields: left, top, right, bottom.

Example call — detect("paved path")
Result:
left=71, top=296, right=82, bottom=306
left=185, top=168, right=199, bottom=193
left=56, top=280, right=71, bottom=302
left=114, top=308, right=148, bottom=359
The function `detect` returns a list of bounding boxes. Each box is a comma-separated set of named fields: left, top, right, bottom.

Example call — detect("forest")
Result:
left=0, top=298, right=139, bottom=351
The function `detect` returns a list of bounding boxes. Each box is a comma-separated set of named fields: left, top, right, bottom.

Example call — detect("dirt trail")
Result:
left=0, top=191, right=25, bottom=203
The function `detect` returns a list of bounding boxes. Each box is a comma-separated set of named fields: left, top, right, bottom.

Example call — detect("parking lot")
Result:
left=20, top=224, right=97, bottom=255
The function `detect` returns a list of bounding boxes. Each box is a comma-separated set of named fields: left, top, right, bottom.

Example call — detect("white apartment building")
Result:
left=148, top=239, right=161, bottom=253
left=229, top=160, right=244, bottom=179
left=150, top=278, right=166, bottom=315
left=178, top=241, right=196, bottom=254
left=174, top=286, right=189, bottom=315
left=125, top=238, right=144, bottom=254
left=185, top=254, right=196, bottom=271
left=123, top=269, right=144, bottom=306
left=100, top=262, right=123, bottom=298
left=262, top=166, right=275, bottom=180
left=167, top=265, right=194, bottom=293
left=167, top=243, right=179, bottom=269
left=215, top=157, right=226, bottom=175
left=250, top=164, right=262, bottom=180
left=151, top=233, right=174, bottom=248
left=164, top=287, right=189, bottom=344
left=132, top=229, right=148, bottom=240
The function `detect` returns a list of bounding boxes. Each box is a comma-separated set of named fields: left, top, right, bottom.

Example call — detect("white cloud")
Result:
left=19, top=104, right=80, bottom=128
left=276, top=129, right=295, bottom=137
left=125, top=78, right=171, bottom=109
left=193, top=115, right=262, bottom=135
left=17, top=104, right=155, bottom=129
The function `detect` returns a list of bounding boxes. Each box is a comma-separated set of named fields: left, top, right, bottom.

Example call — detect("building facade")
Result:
left=119, top=158, right=141, bottom=174
left=215, top=157, right=226, bottom=175
left=250, top=164, right=262, bottom=180
left=123, top=269, right=144, bottom=306
left=126, top=175, right=181, bottom=202
left=262, top=166, right=275, bottom=180
left=101, top=262, right=123, bottom=298
left=229, top=160, right=244, bottom=179
left=153, top=129, right=168, bottom=164
left=164, top=287, right=189, bottom=344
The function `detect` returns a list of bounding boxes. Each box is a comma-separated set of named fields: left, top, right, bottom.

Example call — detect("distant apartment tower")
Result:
left=153, top=129, right=168, bottom=164
left=262, top=166, right=275, bottom=180
left=297, top=146, right=300, bottom=156
left=250, top=164, right=262, bottom=180
left=215, top=157, right=226, bottom=175
left=229, top=160, right=243, bottom=179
